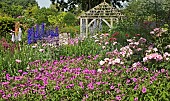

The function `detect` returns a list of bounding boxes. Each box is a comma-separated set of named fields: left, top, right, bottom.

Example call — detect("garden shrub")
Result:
left=63, top=12, right=77, bottom=26
left=0, top=16, right=15, bottom=40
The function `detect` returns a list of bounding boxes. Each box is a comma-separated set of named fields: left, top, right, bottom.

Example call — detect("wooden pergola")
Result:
left=80, top=0, right=124, bottom=37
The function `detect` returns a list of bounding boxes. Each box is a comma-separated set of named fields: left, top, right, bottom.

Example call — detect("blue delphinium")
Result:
left=55, top=27, right=59, bottom=37
left=34, top=24, right=39, bottom=41
left=27, top=28, right=32, bottom=44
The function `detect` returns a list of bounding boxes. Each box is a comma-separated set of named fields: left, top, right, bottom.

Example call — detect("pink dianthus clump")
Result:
left=143, top=53, right=163, bottom=62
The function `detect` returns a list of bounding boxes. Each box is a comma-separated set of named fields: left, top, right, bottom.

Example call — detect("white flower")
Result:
left=99, top=60, right=105, bottom=65
left=134, top=42, right=139, bottom=45
left=104, top=58, right=110, bottom=62
left=39, top=49, right=44, bottom=52
left=95, top=40, right=99, bottom=42
left=105, top=42, right=109, bottom=45
left=114, top=58, right=121, bottom=64
left=143, top=57, right=148, bottom=62
left=32, top=45, right=37, bottom=48
left=150, top=31, right=155, bottom=34
left=97, top=69, right=102, bottom=72
left=11, top=33, right=15, bottom=42
left=153, top=48, right=158, bottom=52
left=127, top=39, right=133, bottom=42
left=102, top=46, right=106, bottom=49
left=15, top=59, right=22, bottom=63
left=113, top=42, right=117, bottom=45
left=165, top=45, right=170, bottom=49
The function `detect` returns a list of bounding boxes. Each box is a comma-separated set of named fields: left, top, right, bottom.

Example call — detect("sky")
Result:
left=36, top=0, right=68, bottom=8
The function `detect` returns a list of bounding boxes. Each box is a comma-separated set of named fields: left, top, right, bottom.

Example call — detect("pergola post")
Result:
left=110, top=18, right=113, bottom=28
left=80, top=18, right=83, bottom=37
left=85, top=18, right=88, bottom=37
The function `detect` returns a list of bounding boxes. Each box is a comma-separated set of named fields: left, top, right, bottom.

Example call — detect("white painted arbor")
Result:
left=80, top=1, right=124, bottom=37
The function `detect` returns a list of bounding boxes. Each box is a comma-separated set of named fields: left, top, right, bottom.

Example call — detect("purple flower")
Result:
left=126, top=79, right=130, bottom=84
left=134, top=84, right=138, bottom=90
left=2, top=81, right=10, bottom=85
left=132, top=78, right=137, bottom=82
left=6, top=73, right=11, bottom=81
left=18, top=70, right=22, bottom=73
left=87, top=83, right=94, bottom=90
left=55, top=86, right=60, bottom=90
left=116, top=95, right=121, bottom=101
left=142, top=87, right=147, bottom=93
left=66, top=85, right=71, bottom=89
left=96, top=82, right=101, bottom=85
left=69, top=84, right=74, bottom=87
left=143, top=67, right=148, bottom=71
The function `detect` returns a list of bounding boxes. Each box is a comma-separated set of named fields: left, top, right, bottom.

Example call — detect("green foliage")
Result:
left=0, top=16, right=15, bottom=40
left=60, top=26, right=80, bottom=38
left=0, top=0, right=38, bottom=9
left=63, top=12, right=76, bottom=26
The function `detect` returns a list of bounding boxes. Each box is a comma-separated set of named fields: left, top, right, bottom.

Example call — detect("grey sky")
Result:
left=36, top=0, right=68, bottom=8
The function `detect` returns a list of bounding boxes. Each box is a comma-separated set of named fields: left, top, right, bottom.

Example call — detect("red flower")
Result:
left=125, top=34, right=129, bottom=37
left=112, top=32, right=119, bottom=37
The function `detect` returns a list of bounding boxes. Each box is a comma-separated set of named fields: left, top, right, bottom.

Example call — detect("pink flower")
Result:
left=15, top=59, right=21, bottom=63
left=150, top=31, right=155, bottom=34
left=142, top=86, right=147, bottom=93
left=110, top=85, right=115, bottom=90
left=105, top=42, right=109, bottom=45
left=116, top=95, right=121, bottom=101
left=134, top=97, right=138, bottom=101
left=134, top=84, right=138, bottom=90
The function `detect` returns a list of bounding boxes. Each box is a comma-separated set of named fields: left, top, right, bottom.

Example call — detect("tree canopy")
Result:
left=50, top=0, right=131, bottom=12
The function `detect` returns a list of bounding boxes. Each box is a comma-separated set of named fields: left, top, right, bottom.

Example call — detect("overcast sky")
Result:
left=36, top=0, right=68, bottom=8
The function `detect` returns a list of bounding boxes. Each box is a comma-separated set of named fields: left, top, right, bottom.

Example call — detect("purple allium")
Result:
left=142, top=86, right=147, bottom=93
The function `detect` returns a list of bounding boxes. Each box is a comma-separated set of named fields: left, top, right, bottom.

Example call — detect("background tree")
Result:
left=50, top=0, right=131, bottom=12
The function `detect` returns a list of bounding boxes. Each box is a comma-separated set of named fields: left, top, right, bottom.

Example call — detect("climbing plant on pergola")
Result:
left=80, top=0, right=124, bottom=37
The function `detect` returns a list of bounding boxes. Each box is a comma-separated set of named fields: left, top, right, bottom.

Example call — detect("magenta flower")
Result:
left=116, top=95, right=121, bottom=101
left=142, top=86, right=147, bottom=93
left=6, top=73, right=11, bottom=81
left=132, top=78, right=137, bottom=82
left=134, top=84, right=138, bottom=90
left=87, top=83, right=94, bottom=90
left=18, top=70, right=22, bottom=73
